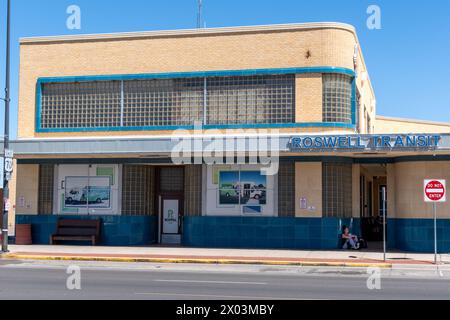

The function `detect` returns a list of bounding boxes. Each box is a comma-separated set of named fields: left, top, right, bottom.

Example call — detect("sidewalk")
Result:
left=3, top=245, right=450, bottom=268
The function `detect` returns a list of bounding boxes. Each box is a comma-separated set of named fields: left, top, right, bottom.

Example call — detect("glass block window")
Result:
left=322, top=163, right=353, bottom=218
left=38, top=164, right=54, bottom=215
left=160, top=167, right=185, bottom=193
left=278, top=162, right=295, bottom=217
left=39, top=74, right=294, bottom=130
left=123, top=79, right=204, bottom=127
left=323, top=74, right=353, bottom=124
left=122, top=165, right=155, bottom=216
left=184, top=165, right=203, bottom=217
left=356, top=89, right=361, bottom=132
left=41, top=81, right=121, bottom=129
left=207, top=75, right=295, bottom=125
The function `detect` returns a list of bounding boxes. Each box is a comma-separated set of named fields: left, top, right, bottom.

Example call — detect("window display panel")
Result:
left=56, top=165, right=120, bottom=215
left=240, top=171, right=267, bottom=206
left=207, top=165, right=276, bottom=217
left=219, top=171, right=240, bottom=205
left=65, top=176, right=111, bottom=209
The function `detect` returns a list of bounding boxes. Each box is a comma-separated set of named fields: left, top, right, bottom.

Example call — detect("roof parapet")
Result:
left=20, top=22, right=356, bottom=44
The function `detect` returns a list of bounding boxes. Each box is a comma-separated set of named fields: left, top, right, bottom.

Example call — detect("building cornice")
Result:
left=377, top=116, right=450, bottom=127
left=20, top=22, right=356, bottom=44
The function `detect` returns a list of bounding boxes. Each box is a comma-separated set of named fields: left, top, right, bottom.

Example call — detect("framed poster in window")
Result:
left=64, top=176, right=111, bottom=209
left=240, top=171, right=267, bottom=205
left=218, top=171, right=240, bottom=205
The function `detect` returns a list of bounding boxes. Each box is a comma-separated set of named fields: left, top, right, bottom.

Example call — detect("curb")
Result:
left=1, top=254, right=393, bottom=269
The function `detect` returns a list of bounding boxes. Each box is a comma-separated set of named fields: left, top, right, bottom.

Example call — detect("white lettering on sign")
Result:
left=4, top=149, right=13, bottom=158
left=4, top=158, right=13, bottom=173
left=4, top=199, right=11, bottom=211
left=424, top=180, right=446, bottom=203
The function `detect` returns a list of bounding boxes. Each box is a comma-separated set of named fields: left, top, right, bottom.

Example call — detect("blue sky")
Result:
left=0, top=0, right=449, bottom=138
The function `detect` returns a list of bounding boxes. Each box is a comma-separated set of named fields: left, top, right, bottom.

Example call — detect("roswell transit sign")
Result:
left=288, top=135, right=442, bottom=152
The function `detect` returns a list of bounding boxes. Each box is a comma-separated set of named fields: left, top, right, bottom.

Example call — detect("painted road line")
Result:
left=134, top=292, right=301, bottom=300
left=1, top=254, right=393, bottom=268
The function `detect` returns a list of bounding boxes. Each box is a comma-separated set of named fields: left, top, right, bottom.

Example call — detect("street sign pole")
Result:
left=1, top=0, right=11, bottom=253
left=424, top=179, right=446, bottom=265
left=434, top=202, right=438, bottom=265
left=383, top=187, right=387, bottom=262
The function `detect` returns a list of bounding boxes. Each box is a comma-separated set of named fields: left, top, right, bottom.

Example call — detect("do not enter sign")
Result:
left=424, top=179, right=446, bottom=264
left=424, top=180, right=446, bottom=203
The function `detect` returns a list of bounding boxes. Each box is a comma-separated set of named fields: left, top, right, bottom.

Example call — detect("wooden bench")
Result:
left=50, top=219, right=101, bottom=246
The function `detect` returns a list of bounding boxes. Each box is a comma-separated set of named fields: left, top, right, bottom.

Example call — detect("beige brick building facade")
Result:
left=8, top=23, right=450, bottom=253
left=18, top=23, right=375, bottom=138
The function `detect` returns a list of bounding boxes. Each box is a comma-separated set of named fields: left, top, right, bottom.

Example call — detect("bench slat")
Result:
left=51, top=219, right=101, bottom=246
left=58, top=220, right=100, bottom=228
left=52, top=236, right=94, bottom=241
left=55, top=228, right=99, bottom=236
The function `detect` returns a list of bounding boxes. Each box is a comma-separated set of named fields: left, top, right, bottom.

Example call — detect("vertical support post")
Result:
left=2, top=0, right=11, bottom=253
left=197, top=0, right=203, bottom=29
left=434, top=202, right=438, bottom=265
left=158, top=195, right=162, bottom=244
left=382, top=186, right=387, bottom=262
left=87, top=165, right=91, bottom=216
left=203, top=77, right=207, bottom=125
left=120, top=80, right=124, bottom=127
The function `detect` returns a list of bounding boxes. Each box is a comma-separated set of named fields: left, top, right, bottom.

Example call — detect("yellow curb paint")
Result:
left=1, top=254, right=392, bottom=269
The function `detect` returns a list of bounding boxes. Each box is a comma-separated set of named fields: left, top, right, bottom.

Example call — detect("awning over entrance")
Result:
left=7, top=133, right=450, bottom=160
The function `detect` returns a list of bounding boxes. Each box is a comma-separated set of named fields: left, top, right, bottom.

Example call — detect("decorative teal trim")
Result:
left=36, top=81, right=42, bottom=133
left=36, top=122, right=356, bottom=133
left=203, top=123, right=356, bottom=130
left=351, top=77, right=357, bottom=126
left=17, top=155, right=450, bottom=166
left=36, top=67, right=355, bottom=84
left=35, top=66, right=356, bottom=133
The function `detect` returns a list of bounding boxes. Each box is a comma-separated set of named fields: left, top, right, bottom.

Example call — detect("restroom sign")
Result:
left=424, top=180, right=446, bottom=203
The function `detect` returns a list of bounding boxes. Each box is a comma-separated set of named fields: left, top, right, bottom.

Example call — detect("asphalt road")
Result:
left=0, top=259, right=450, bottom=300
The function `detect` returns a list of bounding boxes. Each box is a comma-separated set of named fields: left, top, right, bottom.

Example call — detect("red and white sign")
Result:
left=424, top=180, right=446, bottom=203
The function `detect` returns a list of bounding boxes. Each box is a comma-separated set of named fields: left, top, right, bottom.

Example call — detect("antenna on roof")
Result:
left=197, top=0, right=203, bottom=29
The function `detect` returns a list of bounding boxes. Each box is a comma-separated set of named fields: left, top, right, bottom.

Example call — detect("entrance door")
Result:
left=161, top=197, right=182, bottom=244
left=157, top=167, right=185, bottom=245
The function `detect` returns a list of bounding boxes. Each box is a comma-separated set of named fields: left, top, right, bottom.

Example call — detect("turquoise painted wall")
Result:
left=16, top=215, right=157, bottom=246
left=182, top=216, right=360, bottom=250
left=15, top=215, right=450, bottom=253
left=389, top=219, right=450, bottom=253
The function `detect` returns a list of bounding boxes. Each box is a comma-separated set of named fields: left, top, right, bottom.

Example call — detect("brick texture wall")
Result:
left=18, top=24, right=373, bottom=138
